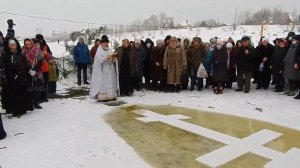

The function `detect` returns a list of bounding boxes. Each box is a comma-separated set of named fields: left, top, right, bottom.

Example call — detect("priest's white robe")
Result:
left=89, top=46, right=119, bottom=100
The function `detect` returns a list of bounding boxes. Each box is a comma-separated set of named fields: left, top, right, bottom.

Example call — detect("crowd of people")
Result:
left=82, top=32, right=300, bottom=99
left=0, top=20, right=59, bottom=140
left=1, top=21, right=300, bottom=141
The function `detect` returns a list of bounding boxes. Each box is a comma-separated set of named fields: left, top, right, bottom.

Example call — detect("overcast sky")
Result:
left=0, top=0, right=299, bottom=36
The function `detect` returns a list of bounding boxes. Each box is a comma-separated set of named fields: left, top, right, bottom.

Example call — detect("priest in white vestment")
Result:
left=89, top=35, right=120, bottom=101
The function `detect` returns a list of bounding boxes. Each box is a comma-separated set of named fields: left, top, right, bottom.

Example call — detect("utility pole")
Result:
left=234, top=6, right=238, bottom=31
left=292, top=5, right=296, bottom=31
left=260, top=19, right=265, bottom=39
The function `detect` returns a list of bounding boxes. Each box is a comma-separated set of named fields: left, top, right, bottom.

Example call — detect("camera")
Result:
left=6, top=19, right=16, bottom=38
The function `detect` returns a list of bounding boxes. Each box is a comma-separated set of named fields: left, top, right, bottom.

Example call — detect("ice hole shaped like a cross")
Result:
left=133, top=109, right=300, bottom=168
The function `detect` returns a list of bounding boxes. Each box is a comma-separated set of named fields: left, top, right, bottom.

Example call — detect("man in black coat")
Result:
left=235, top=36, right=255, bottom=93
left=255, top=37, right=275, bottom=89
left=116, top=39, right=137, bottom=96
left=271, top=39, right=288, bottom=92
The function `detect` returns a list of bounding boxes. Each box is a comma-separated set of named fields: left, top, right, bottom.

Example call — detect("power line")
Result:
left=0, top=11, right=158, bottom=28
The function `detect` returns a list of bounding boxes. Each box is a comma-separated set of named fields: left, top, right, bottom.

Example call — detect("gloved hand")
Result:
left=29, top=69, right=37, bottom=76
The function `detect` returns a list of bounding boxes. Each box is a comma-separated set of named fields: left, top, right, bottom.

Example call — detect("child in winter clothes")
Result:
left=48, top=57, right=59, bottom=95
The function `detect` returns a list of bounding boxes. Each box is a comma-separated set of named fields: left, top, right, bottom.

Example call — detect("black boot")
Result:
left=34, top=104, right=43, bottom=109
left=34, top=94, right=43, bottom=109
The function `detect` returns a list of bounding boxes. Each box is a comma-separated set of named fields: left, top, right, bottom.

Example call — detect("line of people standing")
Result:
left=99, top=32, right=300, bottom=97
left=0, top=29, right=59, bottom=140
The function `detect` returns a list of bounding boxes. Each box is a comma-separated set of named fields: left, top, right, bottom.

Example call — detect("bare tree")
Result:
left=158, top=13, right=174, bottom=29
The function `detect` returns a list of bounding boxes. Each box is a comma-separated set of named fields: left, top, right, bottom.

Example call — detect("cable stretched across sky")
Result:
left=0, top=11, right=156, bottom=28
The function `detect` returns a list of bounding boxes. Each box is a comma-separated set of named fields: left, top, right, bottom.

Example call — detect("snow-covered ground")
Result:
left=1, top=25, right=300, bottom=168
left=1, top=77, right=299, bottom=168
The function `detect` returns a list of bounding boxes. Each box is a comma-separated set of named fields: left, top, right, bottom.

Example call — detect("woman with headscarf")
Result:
left=22, top=38, right=45, bottom=109
left=2, top=38, right=29, bottom=116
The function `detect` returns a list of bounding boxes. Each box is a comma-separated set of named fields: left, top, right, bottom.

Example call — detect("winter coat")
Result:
left=186, top=45, right=206, bottom=69
left=255, top=44, right=275, bottom=71
left=236, top=45, right=255, bottom=73
left=150, top=46, right=166, bottom=82
left=90, top=45, right=99, bottom=63
left=163, top=45, right=187, bottom=84
left=272, top=46, right=288, bottom=76
left=203, top=48, right=214, bottom=73
left=73, top=43, right=90, bottom=64
left=225, top=48, right=237, bottom=82
left=283, top=44, right=300, bottom=80
left=2, top=39, right=30, bottom=115
left=22, top=40, right=45, bottom=92
left=116, top=46, right=138, bottom=77
left=144, top=39, right=154, bottom=78
left=130, top=47, right=146, bottom=77
left=144, top=38, right=154, bottom=65
left=212, top=47, right=229, bottom=82
left=294, top=45, right=300, bottom=64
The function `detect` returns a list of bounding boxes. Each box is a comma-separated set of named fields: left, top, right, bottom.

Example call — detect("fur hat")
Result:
left=100, top=35, right=109, bottom=43
left=134, top=39, right=141, bottom=45
left=192, top=37, right=202, bottom=43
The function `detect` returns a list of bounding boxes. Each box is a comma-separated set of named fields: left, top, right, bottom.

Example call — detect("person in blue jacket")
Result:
left=203, top=37, right=217, bottom=89
left=73, top=36, right=90, bottom=86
